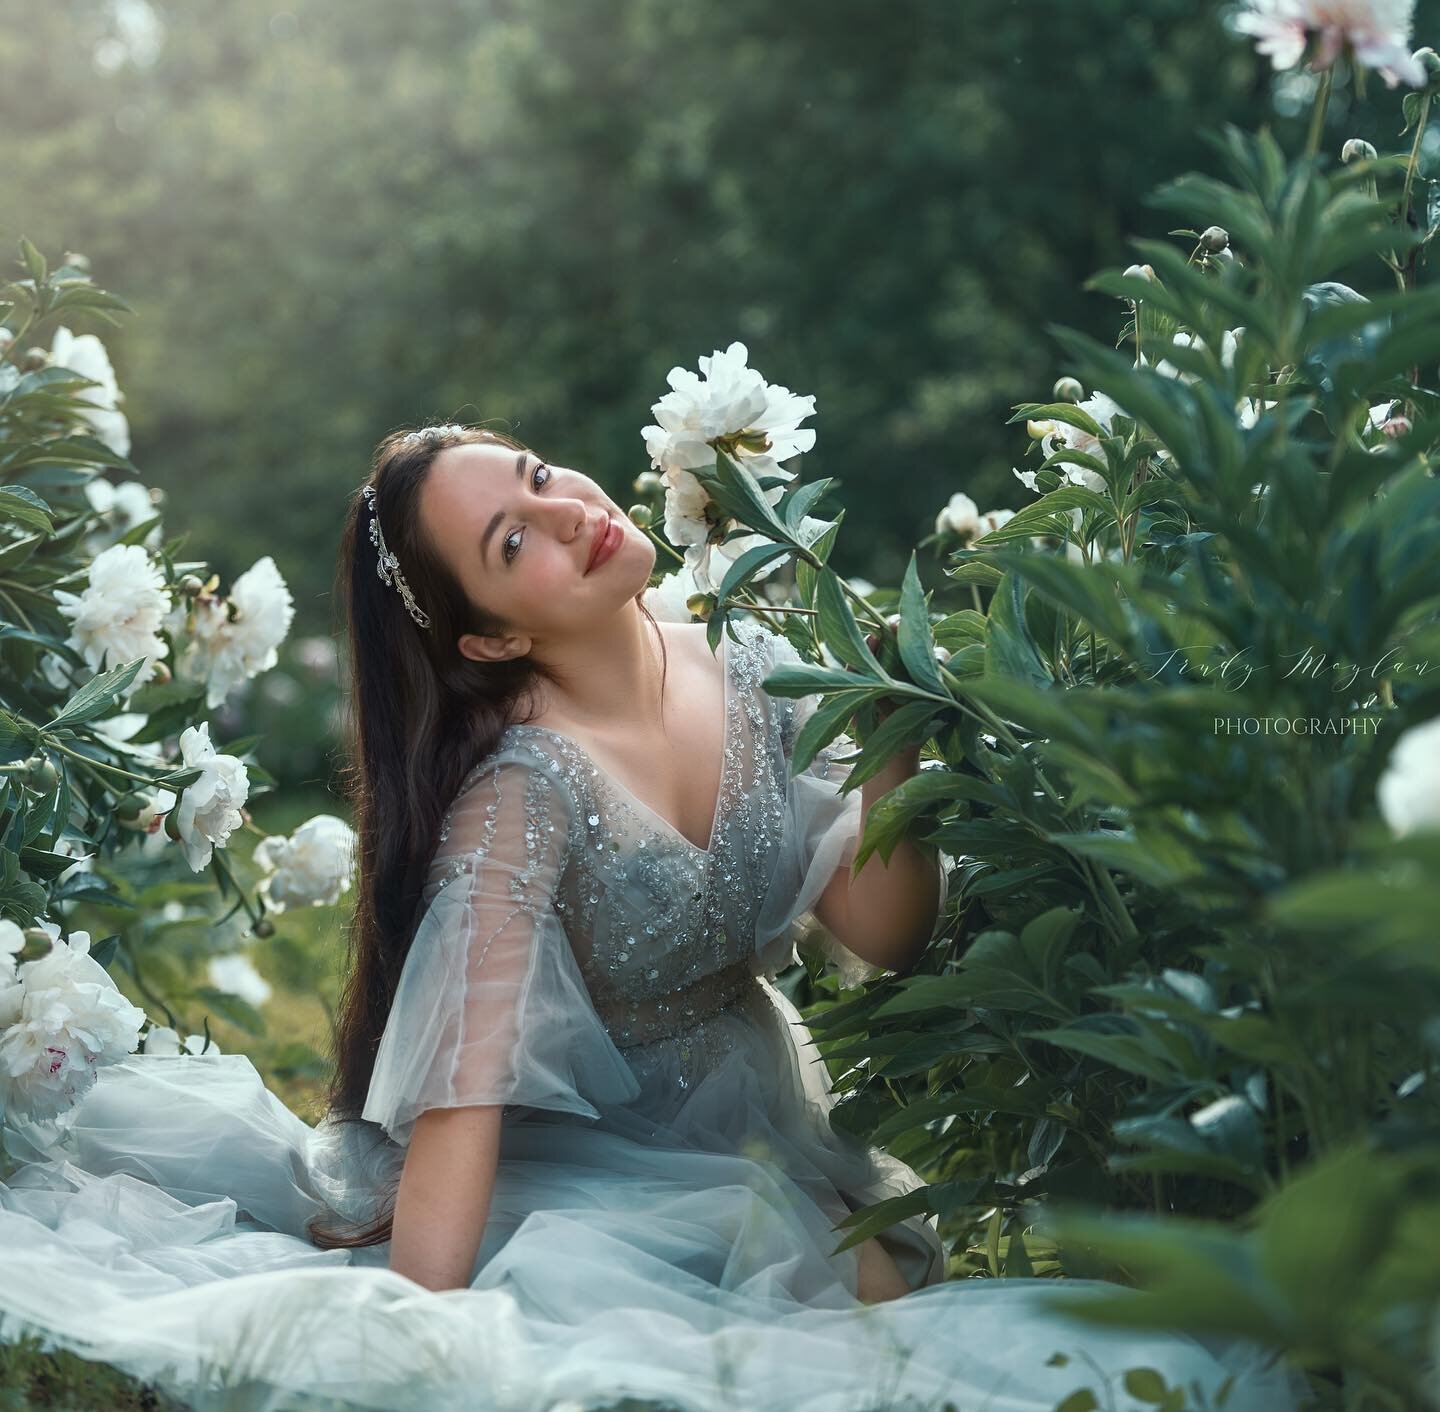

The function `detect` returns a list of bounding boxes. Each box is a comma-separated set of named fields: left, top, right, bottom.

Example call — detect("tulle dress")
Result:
left=0, top=619, right=1303, bottom=1412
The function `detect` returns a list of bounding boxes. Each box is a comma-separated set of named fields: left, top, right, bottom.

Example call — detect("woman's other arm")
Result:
left=389, top=1103, right=505, bottom=1290
left=811, top=737, right=941, bottom=975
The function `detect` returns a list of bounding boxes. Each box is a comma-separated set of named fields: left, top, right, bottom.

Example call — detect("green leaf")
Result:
left=0, top=485, right=55, bottom=536
left=19, top=236, right=46, bottom=285
left=896, top=550, right=947, bottom=694
left=829, top=1189, right=930, bottom=1254
left=970, top=485, right=1106, bottom=545
left=46, top=658, right=147, bottom=729
left=790, top=689, right=868, bottom=774
left=814, top=570, right=884, bottom=675
left=714, top=541, right=792, bottom=604
left=1123, top=1368, right=1170, bottom=1404
left=985, top=571, right=1051, bottom=686
left=844, top=698, right=942, bottom=789
left=1005, top=555, right=1139, bottom=652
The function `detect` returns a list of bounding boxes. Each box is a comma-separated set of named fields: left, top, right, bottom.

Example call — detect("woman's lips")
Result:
left=586, top=514, right=621, bottom=573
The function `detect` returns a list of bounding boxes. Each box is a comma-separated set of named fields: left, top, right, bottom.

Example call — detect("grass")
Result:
left=0, top=1334, right=188, bottom=1412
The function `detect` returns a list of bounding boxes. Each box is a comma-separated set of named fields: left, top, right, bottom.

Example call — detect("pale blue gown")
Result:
left=0, top=619, right=1303, bottom=1411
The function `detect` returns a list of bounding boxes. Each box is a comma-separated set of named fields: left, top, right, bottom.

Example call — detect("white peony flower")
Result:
left=1149, top=328, right=1241, bottom=384
left=642, top=340, right=816, bottom=476
left=935, top=491, right=981, bottom=538
left=253, top=814, right=357, bottom=912
left=142, top=1023, right=182, bottom=1054
left=177, top=556, right=296, bottom=710
left=0, top=923, right=145, bottom=1125
left=53, top=542, right=171, bottom=694
left=665, top=453, right=792, bottom=595
left=51, top=836, right=95, bottom=884
left=49, top=326, right=131, bottom=458
left=1365, top=399, right=1411, bottom=439
left=660, top=464, right=715, bottom=552
left=84, top=477, right=162, bottom=550
left=1013, top=465, right=1042, bottom=495
left=1029, top=391, right=1126, bottom=493
left=643, top=344, right=815, bottom=595
left=172, top=721, right=250, bottom=871
left=1237, top=397, right=1280, bottom=431
left=974, top=508, right=1017, bottom=540
left=140, top=1023, right=223, bottom=1056
left=1233, top=0, right=1426, bottom=87
left=0, top=977, right=22, bottom=1030
left=642, top=561, right=706, bottom=622
left=1377, top=717, right=1440, bottom=837
left=205, top=951, right=272, bottom=1009
left=0, top=920, right=25, bottom=985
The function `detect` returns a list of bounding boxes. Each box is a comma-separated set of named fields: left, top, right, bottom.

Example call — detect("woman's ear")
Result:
left=457, top=631, right=531, bottom=665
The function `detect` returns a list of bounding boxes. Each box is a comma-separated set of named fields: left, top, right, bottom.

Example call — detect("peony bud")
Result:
left=0, top=328, right=13, bottom=351
left=633, top=470, right=663, bottom=496
left=1199, top=226, right=1229, bottom=253
left=1341, top=138, right=1378, bottom=164
left=1415, top=47, right=1440, bottom=90
left=149, top=660, right=171, bottom=685
left=115, top=791, right=148, bottom=822
left=1123, top=263, right=1156, bottom=284
left=252, top=918, right=275, bottom=939
left=25, top=758, right=58, bottom=793
left=22, top=347, right=48, bottom=371
left=1052, top=376, right=1084, bottom=403
left=1026, top=419, right=1056, bottom=441
left=164, top=810, right=184, bottom=843
left=933, top=645, right=952, bottom=666
left=1208, top=247, right=1236, bottom=266
left=178, top=573, right=206, bottom=597
left=62, top=251, right=92, bottom=273
left=685, top=592, right=716, bottom=620
left=627, top=503, right=653, bottom=529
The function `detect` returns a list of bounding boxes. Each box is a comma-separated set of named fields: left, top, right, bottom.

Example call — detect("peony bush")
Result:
left=0, top=244, right=355, bottom=1147
left=628, top=15, right=1440, bottom=1404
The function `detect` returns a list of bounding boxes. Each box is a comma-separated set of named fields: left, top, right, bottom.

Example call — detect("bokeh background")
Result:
left=3, top=0, right=1434, bottom=1112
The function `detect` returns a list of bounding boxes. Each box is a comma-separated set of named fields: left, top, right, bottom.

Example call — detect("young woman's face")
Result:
left=417, top=440, right=655, bottom=661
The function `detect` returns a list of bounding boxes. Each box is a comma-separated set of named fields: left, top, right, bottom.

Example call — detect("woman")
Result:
left=0, top=425, right=1302, bottom=1412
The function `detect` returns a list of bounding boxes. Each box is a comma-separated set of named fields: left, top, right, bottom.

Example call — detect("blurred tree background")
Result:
left=1, top=0, right=1433, bottom=795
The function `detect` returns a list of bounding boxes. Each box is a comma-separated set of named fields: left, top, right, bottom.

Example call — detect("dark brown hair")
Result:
left=309, top=423, right=665, bottom=1249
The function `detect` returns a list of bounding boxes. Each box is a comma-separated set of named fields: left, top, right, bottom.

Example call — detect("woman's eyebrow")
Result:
left=480, top=453, right=532, bottom=567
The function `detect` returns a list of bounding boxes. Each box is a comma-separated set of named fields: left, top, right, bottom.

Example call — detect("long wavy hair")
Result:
left=308, top=423, right=666, bottom=1249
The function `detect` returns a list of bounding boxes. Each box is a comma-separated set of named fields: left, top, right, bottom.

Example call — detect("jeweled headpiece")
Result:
left=361, top=482, right=432, bottom=630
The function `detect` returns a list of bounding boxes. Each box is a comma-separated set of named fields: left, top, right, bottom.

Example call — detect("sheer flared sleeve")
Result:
left=754, top=630, right=948, bottom=986
left=361, top=754, right=640, bottom=1145
left=754, top=633, right=868, bottom=982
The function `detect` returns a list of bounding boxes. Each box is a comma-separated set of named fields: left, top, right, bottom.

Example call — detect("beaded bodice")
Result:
left=427, top=619, right=806, bottom=1070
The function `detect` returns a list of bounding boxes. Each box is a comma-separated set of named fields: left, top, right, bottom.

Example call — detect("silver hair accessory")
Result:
left=398, top=423, right=467, bottom=450
left=361, top=483, right=432, bottom=629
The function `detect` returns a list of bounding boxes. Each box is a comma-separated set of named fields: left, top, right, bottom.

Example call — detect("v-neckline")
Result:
left=504, top=629, right=733, bottom=857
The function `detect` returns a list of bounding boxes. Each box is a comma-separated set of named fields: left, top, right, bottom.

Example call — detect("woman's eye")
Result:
left=503, top=462, right=550, bottom=563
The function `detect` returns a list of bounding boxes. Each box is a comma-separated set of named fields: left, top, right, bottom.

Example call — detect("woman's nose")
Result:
left=543, top=495, right=589, bottom=539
